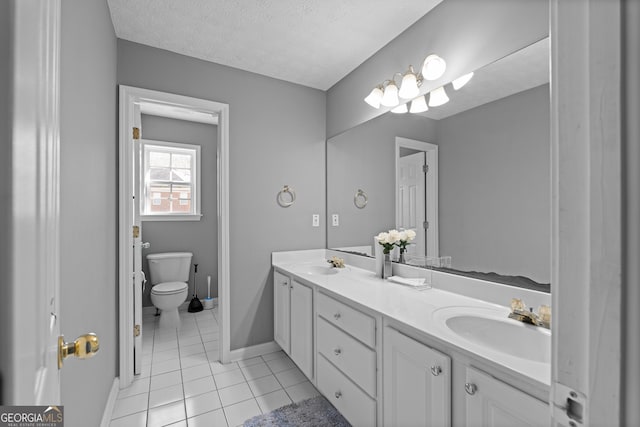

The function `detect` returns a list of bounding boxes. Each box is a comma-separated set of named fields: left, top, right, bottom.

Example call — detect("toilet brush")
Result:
left=188, top=263, right=203, bottom=312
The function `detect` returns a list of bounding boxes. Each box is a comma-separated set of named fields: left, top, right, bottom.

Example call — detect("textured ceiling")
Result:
left=107, top=0, right=443, bottom=90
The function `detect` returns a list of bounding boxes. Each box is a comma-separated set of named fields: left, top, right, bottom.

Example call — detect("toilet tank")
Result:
left=146, top=252, right=193, bottom=284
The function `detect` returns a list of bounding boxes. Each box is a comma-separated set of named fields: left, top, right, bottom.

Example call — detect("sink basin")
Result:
left=304, top=265, right=339, bottom=276
left=434, top=306, right=550, bottom=364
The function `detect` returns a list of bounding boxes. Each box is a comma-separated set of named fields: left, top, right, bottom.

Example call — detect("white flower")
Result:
left=405, top=229, right=416, bottom=241
left=387, top=229, right=401, bottom=244
left=375, top=232, right=389, bottom=243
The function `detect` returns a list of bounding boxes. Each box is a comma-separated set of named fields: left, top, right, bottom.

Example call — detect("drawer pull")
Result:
left=465, top=382, right=477, bottom=395
left=430, top=366, right=442, bottom=376
left=335, top=391, right=342, bottom=399
left=334, top=313, right=341, bottom=320
left=281, top=281, right=288, bottom=286
left=334, top=348, right=342, bottom=356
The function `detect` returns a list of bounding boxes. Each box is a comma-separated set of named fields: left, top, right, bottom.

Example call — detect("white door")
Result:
left=465, top=367, right=548, bottom=427
left=290, top=280, right=313, bottom=379
left=132, top=105, right=144, bottom=375
left=398, top=152, right=427, bottom=257
left=273, top=271, right=291, bottom=354
left=383, top=327, right=451, bottom=427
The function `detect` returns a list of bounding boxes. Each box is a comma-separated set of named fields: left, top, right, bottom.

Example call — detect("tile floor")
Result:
left=110, top=305, right=320, bottom=427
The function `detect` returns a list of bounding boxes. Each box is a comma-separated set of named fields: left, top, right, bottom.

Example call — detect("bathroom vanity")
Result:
left=272, top=249, right=551, bottom=427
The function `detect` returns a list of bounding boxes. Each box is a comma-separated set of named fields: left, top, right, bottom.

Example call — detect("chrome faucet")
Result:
left=508, top=298, right=551, bottom=329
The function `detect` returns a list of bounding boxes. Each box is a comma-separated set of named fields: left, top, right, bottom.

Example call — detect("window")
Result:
left=141, top=139, right=201, bottom=220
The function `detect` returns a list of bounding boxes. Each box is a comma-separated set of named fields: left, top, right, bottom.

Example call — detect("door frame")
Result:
left=395, top=137, right=439, bottom=258
left=118, top=86, right=231, bottom=388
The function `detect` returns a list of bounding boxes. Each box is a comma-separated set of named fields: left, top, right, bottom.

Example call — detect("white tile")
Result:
left=139, top=363, right=152, bottom=379
left=154, top=339, right=179, bottom=352
left=187, top=408, right=228, bottom=427
left=153, top=348, right=180, bottom=363
left=200, top=333, right=218, bottom=343
left=261, top=351, right=286, bottom=362
left=206, top=350, right=220, bottom=362
left=217, top=382, right=253, bottom=407
left=213, top=369, right=245, bottom=389
left=149, top=383, right=184, bottom=408
left=237, top=356, right=263, bottom=368
left=255, top=389, right=292, bottom=414
left=246, top=375, right=282, bottom=397
left=150, top=370, right=182, bottom=391
left=240, top=362, right=272, bottom=380
left=111, top=393, right=149, bottom=419
left=223, top=399, right=262, bottom=427
left=204, top=341, right=220, bottom=352
left=182, top=364, right=212, bottom=382
left=185, top=390, right=222, bottom=418
left=265, top=356, right=296, bottom=373
left=147, top=400, right=186, bottom=426
left=285, top=381, right=319, bottom=403
left=109, top=410, right=146, bottom=427
left=183, top=376, right=216, bottom=398
left=210, top=361, right=239, bottom=375
left=274, top=367, right=307, bottom=388
left=180, top=342, right=205, bottom=357
left=166, top=421, right=187, bottom=427
left=153, top=358, right=181, bottom=375
left=117, top=377, right=150, bottom=399
left=181, top=353, right=209, bottom=369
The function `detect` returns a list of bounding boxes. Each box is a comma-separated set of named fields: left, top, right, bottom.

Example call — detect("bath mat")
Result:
left=243, top=395, right=351, bottom=427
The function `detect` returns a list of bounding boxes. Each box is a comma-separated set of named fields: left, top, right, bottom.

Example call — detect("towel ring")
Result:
left=354, top=189, right=368, bottom=209
left=277, top=185, right=296, bottom=208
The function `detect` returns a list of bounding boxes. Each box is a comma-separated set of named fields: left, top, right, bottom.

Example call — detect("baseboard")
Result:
left=142, top=305, right=156, bottom=315
left=100, top=377, right=120, bottom=427
left=229, top=341, right=281, bottom=362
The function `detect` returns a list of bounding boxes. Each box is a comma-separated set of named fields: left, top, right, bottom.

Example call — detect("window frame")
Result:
left=140, top=138, right=202, bottom=221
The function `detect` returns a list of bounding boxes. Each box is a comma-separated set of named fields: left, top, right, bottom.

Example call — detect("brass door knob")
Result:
left=58, top=333, right=100, bottom=368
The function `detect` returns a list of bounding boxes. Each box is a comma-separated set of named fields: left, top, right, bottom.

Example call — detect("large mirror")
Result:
left=327, top=38, right=551, bottom=290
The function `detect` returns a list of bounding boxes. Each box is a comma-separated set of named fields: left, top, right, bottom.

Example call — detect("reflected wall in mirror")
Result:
left=327, top=38, right=551, bottom=288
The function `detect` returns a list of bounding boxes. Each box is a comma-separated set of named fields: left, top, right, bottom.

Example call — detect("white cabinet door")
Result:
left=290, top=280, right=313, bottom=379
left=465, top=367, right=548, bottom=427
left=383, top=327, right=451, bottom=427
left=273, top=271, right=290, bottom=354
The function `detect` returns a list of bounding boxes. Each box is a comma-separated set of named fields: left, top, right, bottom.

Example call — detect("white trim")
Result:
left=99, top=378, right=120, bottom=427
left=550, top=0, right=622, bottom=425
left=395, top=137, right=439, bottom=258
left=118, top=86, right=231, bottom=388
left=229, top=341, right=282, bottom=362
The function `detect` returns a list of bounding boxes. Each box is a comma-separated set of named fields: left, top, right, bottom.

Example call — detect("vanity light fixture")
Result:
left=428, top=86, right=450, bottom=107
left=452, top=72, right=474, bottom=90
left=409, top=95, right=429, bottom=113
left=391, top=103, right=408, bottom=114
left=364, top=53, right=447, bottom=110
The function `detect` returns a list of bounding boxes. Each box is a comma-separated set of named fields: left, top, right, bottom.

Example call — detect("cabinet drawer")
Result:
left=317, top=355, right=377, bottom=427
left=316, top=292, right=375, bottom=347
left=317, top=317, right=376, bottom=397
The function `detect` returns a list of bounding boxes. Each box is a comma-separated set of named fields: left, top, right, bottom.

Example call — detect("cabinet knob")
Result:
left=430, top=366, right=442, bottom=376
left=334, top=313, right=341, bottom=320
left=465, top=382, right=478, bottom=395
left=281, top=281, right=288, bottom=286
left=335, top=391, right=342, bottom=399
left=334, top=348, right=342, bottom=356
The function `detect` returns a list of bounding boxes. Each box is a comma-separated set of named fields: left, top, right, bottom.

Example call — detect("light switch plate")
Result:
left=312, top=214, right=320, bottom=227
left=332, top=214, right=339, bottom=227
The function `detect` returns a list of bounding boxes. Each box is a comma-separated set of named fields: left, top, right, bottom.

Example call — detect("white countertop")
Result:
left=272, top=249, right=551, bottom=389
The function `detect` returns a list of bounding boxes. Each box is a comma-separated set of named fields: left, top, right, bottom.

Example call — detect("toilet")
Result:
left=147, top=252, right=192, bottom=328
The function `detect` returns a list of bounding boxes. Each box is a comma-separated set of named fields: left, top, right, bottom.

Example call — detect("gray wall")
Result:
left=117, top=40, right=326, bottom=350
left=0, top=0, right=12, bottom=405
left=327, top=114, right=437, bottom=248
left=326, top=0, right=548, bottom=138
left=437, top=84, right=550, bottom=282
left=59, top=0, right=117, bottom=425
left=140, top=114, right=218, bottom=306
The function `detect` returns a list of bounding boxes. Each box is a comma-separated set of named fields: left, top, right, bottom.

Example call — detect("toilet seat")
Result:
left=151, top=281, right=188, bottom=295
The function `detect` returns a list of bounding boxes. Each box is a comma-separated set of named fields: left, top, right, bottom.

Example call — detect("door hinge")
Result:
left=134, top=324, right=141, bottom=337
left=132, top=127, right=140, bottom=140
left=423, top=164, right=429, bottom=173
left=133, top=225, right=139, bottom=239
left=423, top=221, right=429, bottom=229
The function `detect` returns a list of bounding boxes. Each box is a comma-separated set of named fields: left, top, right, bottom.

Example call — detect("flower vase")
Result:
left=383, top=253, right=392, bottom=279
left=398, top=251, right=406, bottom=264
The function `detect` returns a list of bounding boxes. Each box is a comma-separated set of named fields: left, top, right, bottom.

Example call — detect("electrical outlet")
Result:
left=332, top=214, right=339, bottom=227
left=312, top=214, right=320, bottom=227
